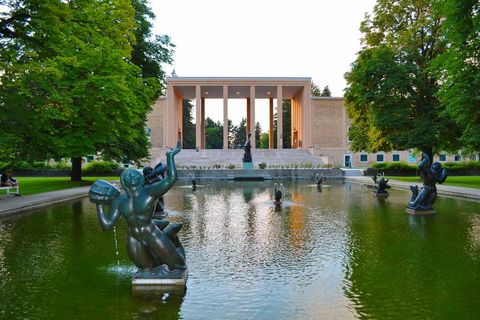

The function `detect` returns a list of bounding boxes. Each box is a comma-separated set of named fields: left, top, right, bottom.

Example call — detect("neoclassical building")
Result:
left=147, top=77, right=466, bottom=167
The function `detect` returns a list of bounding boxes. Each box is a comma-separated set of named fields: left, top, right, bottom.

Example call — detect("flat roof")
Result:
left=166, top=76, right=311, bottom=82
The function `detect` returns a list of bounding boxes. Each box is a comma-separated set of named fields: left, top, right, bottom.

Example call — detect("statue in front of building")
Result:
left=242, top=133, right=252, bottom=163
left=89, top=141, right=187, bottom=284
left=143, top=162, right=167, bottom=218
left=407, top=152, right=447, bottom=213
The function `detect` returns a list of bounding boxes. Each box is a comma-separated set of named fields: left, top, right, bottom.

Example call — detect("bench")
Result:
left=0, top=185, right=19, bottom=195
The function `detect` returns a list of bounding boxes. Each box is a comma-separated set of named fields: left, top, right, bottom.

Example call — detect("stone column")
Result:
left=277, top=85, right=283, bottom=149
left=223, top=85, right=228, bottom=149
left=246, top=98, right=251, bottom=136
left=201, top=97, right=205, bottom=149
left=195, top=85, right=201, bottom=149
left=269, top=97, right=274, bottom=149
left=249, top=85, right=256, bottom=149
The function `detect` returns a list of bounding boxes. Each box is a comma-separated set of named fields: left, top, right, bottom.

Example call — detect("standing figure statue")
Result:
left=143, top=162, right=167, bottom=218
left=372, top=173, right=391, bottom=195
left=407, top=152, right=447, bottom=212
left=242, top=133, right=252, bottom=163
left=89, top=141, right=186, bottom=277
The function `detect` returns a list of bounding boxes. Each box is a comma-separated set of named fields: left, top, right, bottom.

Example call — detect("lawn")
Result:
left=7, top=176, right=119, bottom=196
left=387, top=176, right=480, bottom=189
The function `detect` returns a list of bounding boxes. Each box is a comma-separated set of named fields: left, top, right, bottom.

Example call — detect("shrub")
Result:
left=259, top=162, right=267, bottom=169
left=213, top=164, right=222, bottom=169
left=372, top=162, right=416, bottom=170
left=227, top=164, right=235, bottom=169
left=83, top=161, right=119, bottom=174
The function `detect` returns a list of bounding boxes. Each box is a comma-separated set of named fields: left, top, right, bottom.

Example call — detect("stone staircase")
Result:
left=149, top=148, right=326, bottom=168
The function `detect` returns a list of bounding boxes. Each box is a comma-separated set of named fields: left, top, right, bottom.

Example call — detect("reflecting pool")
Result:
left=1, top=181, right=479, bottom=319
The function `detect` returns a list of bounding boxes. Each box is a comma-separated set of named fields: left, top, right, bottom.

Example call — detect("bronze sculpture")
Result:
left=242, top=133, right=252, bottom=163
left=372, top=173, right=390, bottom=195
left=89, top=142, right=186, bottom=277
left=143, top=163, right=167, bottom=218
left=407, top=152, right=447, bottom=212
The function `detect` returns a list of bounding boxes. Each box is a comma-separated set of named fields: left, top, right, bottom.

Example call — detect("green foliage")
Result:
left=259, top=162, right=267, bottom=169
left=227, top=164, right=236, bottom=169
left=255, top=122, right=262, bottom=148
left=344, top=0, right=461, bottom=155
left=259, top=132, right=269, bottom=149
left=434, top=0, right=480, bottom=151
left=82, top=161, right=119, bottom=174
left=371, top=162, right=417, bottom=170
left=0, top=0, right=173, bottom=180
left=205, top=118, right=223, bottom=149
left=442, top=161, right=480, bottom=170
left=320, top=86, right=332, bottom=97
left=311, top=81, right=321, bottom=97
left=182, top=99, right=196, bottom=149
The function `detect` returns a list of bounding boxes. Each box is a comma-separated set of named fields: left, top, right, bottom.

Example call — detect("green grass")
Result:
left=3, top=176, right=119, bottom=196
left=387, top=176, right=480, bottom=189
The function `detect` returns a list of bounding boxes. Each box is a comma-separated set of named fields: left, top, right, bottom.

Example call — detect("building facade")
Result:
left=146, top=77, right=472, bottom=167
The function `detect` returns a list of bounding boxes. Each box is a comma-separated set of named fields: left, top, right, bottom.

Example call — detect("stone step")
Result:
left=149, top=148, right=326, bottom=168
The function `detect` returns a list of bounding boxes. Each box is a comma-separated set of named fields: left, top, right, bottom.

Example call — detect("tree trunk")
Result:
left=71, top=157, right=82, bottom=181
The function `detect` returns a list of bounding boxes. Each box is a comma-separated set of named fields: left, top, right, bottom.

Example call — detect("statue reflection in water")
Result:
left=89, top=142, right=186, bottom=275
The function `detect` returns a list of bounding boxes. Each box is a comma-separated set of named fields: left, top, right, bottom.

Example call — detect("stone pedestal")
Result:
left=374, top=192, right=389, bottom=198
left=132, top=265, right=188, bottom=293
left=243, top=162, right=253, bottom=169
left=405, top=208, right=436, bottom=216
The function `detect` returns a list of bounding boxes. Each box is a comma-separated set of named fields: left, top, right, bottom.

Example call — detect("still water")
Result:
left=1, top=181, right=479, bottom=319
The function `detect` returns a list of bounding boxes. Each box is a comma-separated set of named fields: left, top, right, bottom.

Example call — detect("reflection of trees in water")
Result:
left=342, top=195, right=480, bottom=319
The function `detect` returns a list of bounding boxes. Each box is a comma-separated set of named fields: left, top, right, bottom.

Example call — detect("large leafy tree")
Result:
left=0, top=0, right=169, bottom=180
left=344, top=0, right=461, bottom=158
left=434, top=0, right=480, bottom=151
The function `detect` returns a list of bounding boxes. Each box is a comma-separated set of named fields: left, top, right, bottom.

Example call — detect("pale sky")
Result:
left=151, top=0, right=376, bottom=131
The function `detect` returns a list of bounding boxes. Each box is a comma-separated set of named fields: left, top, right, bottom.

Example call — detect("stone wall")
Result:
left=146, top=97, right=166, bottom=148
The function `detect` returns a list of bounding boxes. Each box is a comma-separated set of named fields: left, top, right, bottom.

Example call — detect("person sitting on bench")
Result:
left=1, top=169, right=18, bottom=187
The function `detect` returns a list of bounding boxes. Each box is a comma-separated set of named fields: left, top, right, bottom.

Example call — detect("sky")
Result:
left=150, top=0, right=377, bottom=131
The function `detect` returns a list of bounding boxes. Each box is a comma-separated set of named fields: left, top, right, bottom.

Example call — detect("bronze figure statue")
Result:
left=89, top=141, right=186, bottom=274
left=242, top=133, right=252, bottom=163
left=407, top=152, right=447, bottom=212
left=372, top=173, right=390, bottom=195
left=143, top=162, right=167, bottom=218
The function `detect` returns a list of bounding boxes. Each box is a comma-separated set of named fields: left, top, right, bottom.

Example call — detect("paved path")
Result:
left=345, top=176, right=480, bottom=201
left=0, top=186, right=91, bottom=219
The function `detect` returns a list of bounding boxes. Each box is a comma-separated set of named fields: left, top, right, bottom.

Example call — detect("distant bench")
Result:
left=0, top=185, right=19, bottom=195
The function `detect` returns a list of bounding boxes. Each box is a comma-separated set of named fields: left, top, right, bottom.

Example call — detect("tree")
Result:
left=205, top=117, right=223, bottom=149
left=254, top=122, right=262, bottom=148
left=259, top=133, right=269, bottom=149
left=233, top=118, right=246, bottom=148
left=130, top=0, right=175, bottom=97
left=311, top=81, right=322, bottom=97
left=344, top=0, right=461, bottom=158
left=228, top=119, right=237, bottom=149
left=434, top=0, right=480, bottom=151
left=0, top=0, right=171, bottom=180
left=320, top=86, right=332, bottom=97
left=182, top=99, right=195, bottom=149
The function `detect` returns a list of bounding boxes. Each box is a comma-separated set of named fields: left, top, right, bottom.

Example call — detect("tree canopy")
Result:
left=433, top=0, right=480, bottom=152
left=0, top=0, right=173, bottom=180
left=344, top=0, right=462, bottom=157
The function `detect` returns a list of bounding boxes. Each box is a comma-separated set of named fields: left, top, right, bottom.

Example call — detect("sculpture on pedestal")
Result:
left=372, top=173, right=390, bottom=195
left=407, top=152, right=447, bottom=213
left=89, top=142, right=187, bottom=283
left=242, top=133, right=252, bottom=163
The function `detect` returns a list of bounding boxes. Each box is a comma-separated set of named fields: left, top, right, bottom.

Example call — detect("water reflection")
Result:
left=0, top=181, right=479, bottom=319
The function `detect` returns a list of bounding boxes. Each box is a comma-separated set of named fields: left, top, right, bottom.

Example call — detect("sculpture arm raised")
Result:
left=96, top=201, right=121, bottom=231
left=418, top=152, right=431, bottom=172
left=438, top=168, right=448, bottom=184
left=147, top=141, right=181, bottom=198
